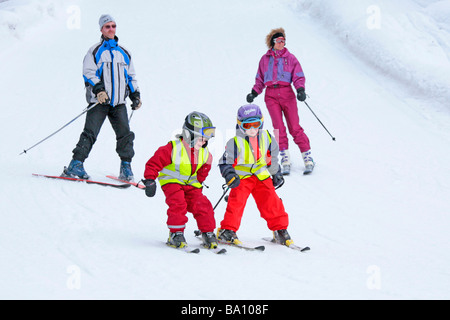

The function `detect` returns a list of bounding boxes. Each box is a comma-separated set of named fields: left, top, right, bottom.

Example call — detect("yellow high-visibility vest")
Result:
left=233, top=130, right=272, bottom=181
left=158, top=139, right=209, bottom=188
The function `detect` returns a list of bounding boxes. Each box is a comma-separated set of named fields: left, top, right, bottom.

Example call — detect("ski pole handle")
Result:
left=227, top=176, right=236, bottom=186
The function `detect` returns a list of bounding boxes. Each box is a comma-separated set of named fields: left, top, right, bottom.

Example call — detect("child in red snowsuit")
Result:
left=143, top=112, right=218, bottom=249
left=217, top=104, right=294, bottom=246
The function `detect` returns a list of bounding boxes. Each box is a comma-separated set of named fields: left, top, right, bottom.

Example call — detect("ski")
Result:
left=199, top=231, right=264, bottom=251
left=165, top=242, right=200, bottom=254
left=106, top=175, right=146, bottom=189
left=202, top=246, right=227, bottom=255
left=193, top=231, right=227, bottom=254
left=262, top=237, right=310, bottom=252
left=218, top=241, right=265, bottom=251
left=32, top=173, right=131, bottom=189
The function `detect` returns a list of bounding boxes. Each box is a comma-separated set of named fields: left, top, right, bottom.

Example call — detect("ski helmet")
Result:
left=237, top=104, right=264, bottom=132
left=182, top=111, right=215, bottom=147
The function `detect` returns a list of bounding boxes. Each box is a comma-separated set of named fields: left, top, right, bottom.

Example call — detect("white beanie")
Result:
left=99, top=14, right=115, bottom=30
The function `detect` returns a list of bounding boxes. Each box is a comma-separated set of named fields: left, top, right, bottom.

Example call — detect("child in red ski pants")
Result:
left=217, top=104, right=294, bottom=246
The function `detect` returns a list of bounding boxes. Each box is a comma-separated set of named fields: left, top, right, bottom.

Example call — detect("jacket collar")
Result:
left=267, top=47, right=288, bottom=58
left=101, top=35, right=119, bottom=49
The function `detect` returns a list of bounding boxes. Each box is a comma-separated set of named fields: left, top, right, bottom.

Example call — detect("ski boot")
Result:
left=302, top=150, right=315, bottom=175
left=217, top=228, right=242, bottom=245
left=273, top=229, right=294, bottom=247
left=280, top=150, right=291, bottom=175
left=167, top=231, right=188, bottom=249
left=201, top=232, right=219, bottom=249
left=62, top=159, right=90, bottom=179
left=119, top=160, right=134, bottom=182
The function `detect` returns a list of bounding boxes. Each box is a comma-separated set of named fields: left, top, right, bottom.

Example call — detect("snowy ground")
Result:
left=1, top=0, right=450, bottom=300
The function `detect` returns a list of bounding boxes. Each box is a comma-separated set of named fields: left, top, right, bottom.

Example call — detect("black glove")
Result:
left=296, top=87, right=306, bottom=102
left=224, top=171, right=240, bottom=189
left=129, top=91, right=142, bottom=110
left=246, top=89, right=258, bottom=103
left=272, top=168, right=285, bottom=188
left=144, top=179, right=157, bottom=197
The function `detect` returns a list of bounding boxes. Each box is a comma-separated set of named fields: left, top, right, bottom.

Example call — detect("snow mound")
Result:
left=296, top=0, right=450, bottom=106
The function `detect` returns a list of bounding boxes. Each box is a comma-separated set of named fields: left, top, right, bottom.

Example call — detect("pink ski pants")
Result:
left=264, top=85, right=311, bottom=152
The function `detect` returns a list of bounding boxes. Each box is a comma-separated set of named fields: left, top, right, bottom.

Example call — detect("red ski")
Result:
left=32, top=174, right=131, bottom=189
left=106, top=175, right=146, bottom=189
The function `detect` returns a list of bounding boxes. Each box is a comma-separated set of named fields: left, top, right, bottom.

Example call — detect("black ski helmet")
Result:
left=182, top=111, right=215, bottom=147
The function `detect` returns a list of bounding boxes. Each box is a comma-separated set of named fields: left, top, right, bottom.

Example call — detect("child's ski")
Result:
left=193, top=231, right=227, bottom=254
left=262, top=237, right=310, bottom=252
left=217, top=240, right=265, bottom=251
left=165, top=242, right=200, bottom=254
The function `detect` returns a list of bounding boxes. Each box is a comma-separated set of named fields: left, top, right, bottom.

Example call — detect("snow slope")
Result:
left=1, top=0, right=450, bottom=300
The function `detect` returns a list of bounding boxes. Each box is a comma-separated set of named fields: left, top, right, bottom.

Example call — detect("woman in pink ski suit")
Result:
left=246, top=28, right=314, bottom=175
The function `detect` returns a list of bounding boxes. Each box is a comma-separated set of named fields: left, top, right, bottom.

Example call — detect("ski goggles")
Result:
left=239, top=118, right=263, bottom=130
left=274, top=37, right=285, bottom=44
left=200, top=127, right=216, bottom=139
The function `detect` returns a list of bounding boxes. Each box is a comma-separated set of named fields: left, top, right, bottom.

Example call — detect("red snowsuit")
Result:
left=218, top=129, right=289, bottom=232
left=144, top=139, right=215, bottom=233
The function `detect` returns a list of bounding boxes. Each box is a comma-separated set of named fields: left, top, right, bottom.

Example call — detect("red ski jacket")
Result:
left=144, top=139, right=212, bottom=184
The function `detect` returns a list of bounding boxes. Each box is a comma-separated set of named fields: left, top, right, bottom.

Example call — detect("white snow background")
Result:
left=1, top=0, right=449, bottom=300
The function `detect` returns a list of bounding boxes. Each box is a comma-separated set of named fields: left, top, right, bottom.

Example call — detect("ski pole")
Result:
left=19, top=102, right=99, bottom=155
left=128, top=109, right=134, bottom=124
left=213, top=177, right=236, bottom=210
left=303, top=101, right=336, bottom=141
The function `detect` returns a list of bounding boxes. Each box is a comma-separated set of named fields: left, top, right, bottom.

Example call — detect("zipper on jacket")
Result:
left=117, top=63, right=121, bottom=103
left=110, top=50, right=115, bottom=106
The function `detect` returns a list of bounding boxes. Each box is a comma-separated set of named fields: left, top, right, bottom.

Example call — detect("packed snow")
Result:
left=1, top=0, right=449, bottom=300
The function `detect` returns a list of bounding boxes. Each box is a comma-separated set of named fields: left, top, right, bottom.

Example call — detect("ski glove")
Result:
left=272, top=170, right=284, bottom=189
left=93, top=82, right=110, bottom=105
left=96, top=91, right=110, bottom=105
left=224, top=172, right=240, bottom=189
left=246, top=90, right=258, bottom=103
left=144, top=179, right=157, bottom=197
left=129, top=91, right=142, bottom=110
left=296, top=87, right=306, bottom=102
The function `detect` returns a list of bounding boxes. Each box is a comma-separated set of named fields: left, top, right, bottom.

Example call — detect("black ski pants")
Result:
left=72, top=103, right=135, bottom=163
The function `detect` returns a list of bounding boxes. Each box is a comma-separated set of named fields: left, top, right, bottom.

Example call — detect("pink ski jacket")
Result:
left=252, top=48, right=305, bottom=94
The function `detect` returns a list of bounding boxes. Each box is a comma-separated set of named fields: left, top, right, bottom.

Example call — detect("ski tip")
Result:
left=217, top=248, right=227, bottom=254
left=255, top=246, right=265, bottom=251
left=193, top=230, right=202, bottom=237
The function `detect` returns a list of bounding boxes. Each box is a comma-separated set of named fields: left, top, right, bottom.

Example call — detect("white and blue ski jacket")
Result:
left=83, top=36, right=139, bottom=106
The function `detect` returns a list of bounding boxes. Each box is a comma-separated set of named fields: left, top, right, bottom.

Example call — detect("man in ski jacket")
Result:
left=63, top=14, right=142, bottom=181
left=217, top=104, right=294, bottom=247
left=246, top=28, right=315, bottom=175
left=143, top=112, right=219, bottom=250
